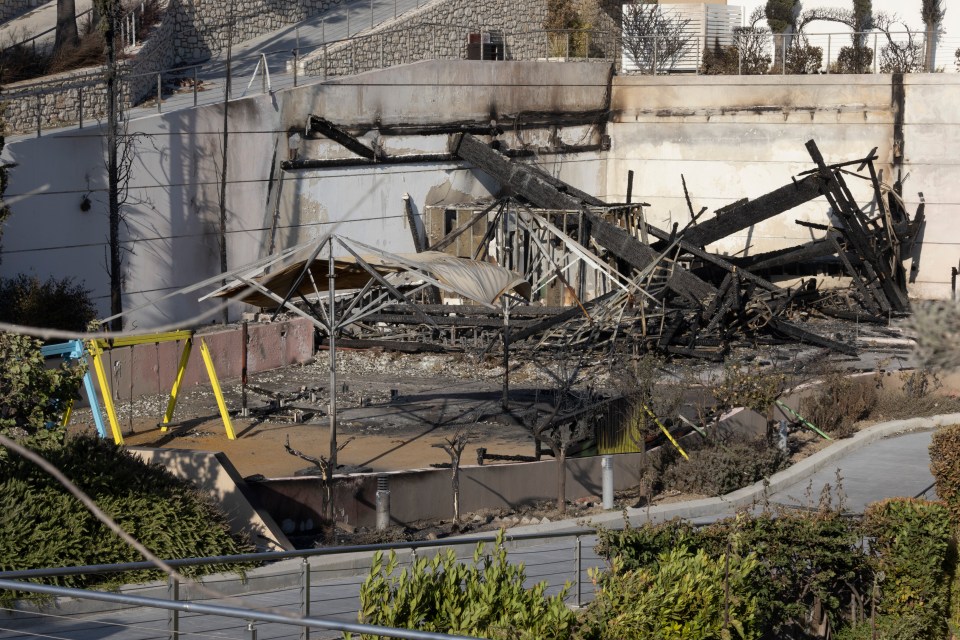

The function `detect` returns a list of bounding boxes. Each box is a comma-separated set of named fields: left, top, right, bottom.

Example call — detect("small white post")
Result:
left=601, top=455, right=614, bottom=509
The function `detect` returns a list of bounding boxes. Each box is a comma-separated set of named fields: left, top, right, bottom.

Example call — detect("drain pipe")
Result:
left=601, top=455, right=614, bottom=510
left=376, top=476, right=391, bottom=531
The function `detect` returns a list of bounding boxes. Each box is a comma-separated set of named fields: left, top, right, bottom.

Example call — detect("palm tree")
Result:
left=922, top=0, right=945, bottom=71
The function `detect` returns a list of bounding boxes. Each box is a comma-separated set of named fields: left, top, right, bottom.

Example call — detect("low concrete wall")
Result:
left=131, top=447, right=293, bottom=551
left=91, top=317, right=314, bottom=400
left=247, top=452, right=648, bottom=533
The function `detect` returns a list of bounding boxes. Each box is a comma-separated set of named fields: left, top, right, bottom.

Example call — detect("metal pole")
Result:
left=78, top=86, right=83, bottom=129
left=328, top=241, right=338, bottom=497
left=167, top=575, right=179, bottom=640
left=241, top=321, right=248, bottom=417
left=873, top=32, right=878, bottom=74
left=782, top=36, right=786, bottom=74
left=574, top=536, right=582, bottom=607
left=601, top=455, right=614, bottom=509
left=827, top=34, right=831, bottom=73
left=193, top=66, right=198, bottom=105
left=299, top=559, right=311, bottom=640
left=157, top=72, right=162, bottom=112
left=247, top=621, right=257, bottom=640
left=323, top=42, right=328, bottom=79
left=371, top=0, right=374, bottom=29
left=261, top=54, right=267, bottom=94
left=501, top=296, right=509, bottom=411
left=294, top=48, right=299, bottom=87
left=36, top=94, right=41, bottom=138
left=738, top=45, right=742, bottom=75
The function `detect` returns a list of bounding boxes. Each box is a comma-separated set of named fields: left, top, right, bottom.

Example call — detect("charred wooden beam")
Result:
left=585, top=213, right=718, bottom=300
left=805, top=140, right=910, bottom=313
left=741, top=238, right=836, bottom=272
left=452, top=133, right=584, bottom=211
left=676, top=175, right=825, bottom=248
left=767, top=318, right=858, bottom=355
left=308, top=115, right=381, bottom=160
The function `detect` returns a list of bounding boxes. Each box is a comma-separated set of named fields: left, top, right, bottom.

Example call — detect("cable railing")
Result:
left=620, top=29, right=960, bottom=76
left=0, top=528, right=603, bottom=640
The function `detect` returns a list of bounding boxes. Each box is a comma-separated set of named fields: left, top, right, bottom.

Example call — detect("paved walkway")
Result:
left=0, top=415, right=956, bottom=639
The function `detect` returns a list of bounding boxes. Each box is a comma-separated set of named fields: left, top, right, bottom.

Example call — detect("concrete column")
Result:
left=601, top=455, right=614, bottom=510
left=376, top=476, right=391, bottom=530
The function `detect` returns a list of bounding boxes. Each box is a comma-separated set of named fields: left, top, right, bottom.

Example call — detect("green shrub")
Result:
left=595, top=519, right=700, bottom=574
left=800, top=372, right=876, bottom=438
left=786, top=41, right=823, bottom=73
left=0, top=275, right=97, bottom=333
left=861, top=498, right=952, bottom=640
left=579, top=546, right=760, bottom=640
left=0, top=434, right=253, bottom=595
left=661, top=438, right=788, bottom=496
left=348, top=532, right=575, bottom=640
left=597, top=511, right=871, bottom=636
left=930, top=424, right=960, bottom=525
left=833, top=45, right=874, bottom=73
left=0, top=332, right=84, bottom=435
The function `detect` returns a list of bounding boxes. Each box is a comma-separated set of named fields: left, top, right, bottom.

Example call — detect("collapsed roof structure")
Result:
left=220, top=135, right=923, bottom=362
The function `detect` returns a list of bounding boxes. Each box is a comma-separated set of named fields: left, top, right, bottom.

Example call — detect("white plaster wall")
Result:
left=607, top=73, right=960, bottom=299
left=0, top=61, right=611, bottom=327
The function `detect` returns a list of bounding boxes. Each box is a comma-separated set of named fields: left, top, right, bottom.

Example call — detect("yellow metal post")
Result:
left=160, top=338, right=193, bottom=430
left=88, top=341, right=124, bottom=445
left=60, top=400, right=74, bottom=427
left=199, top=339, right=236, bottom=440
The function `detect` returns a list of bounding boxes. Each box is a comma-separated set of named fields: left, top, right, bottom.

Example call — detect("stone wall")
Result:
left=0, top=0, right=40, bottom=24
left=2, top=0, right=180, bottom=134
left=300, top=0, right=618, bottom=77
left=169, top=0, right=341, bottom=65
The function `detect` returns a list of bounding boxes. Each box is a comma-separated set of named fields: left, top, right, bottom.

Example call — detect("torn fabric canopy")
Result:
left=217, top=250, right=531, bottom=308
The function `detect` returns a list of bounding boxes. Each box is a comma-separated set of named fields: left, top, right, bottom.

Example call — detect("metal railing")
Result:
left=0, top=528, right=603, bottom=640
left=621, top=29, right=960, bottom=76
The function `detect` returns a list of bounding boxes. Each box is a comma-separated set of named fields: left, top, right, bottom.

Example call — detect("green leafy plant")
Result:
left=580, top=546, right=761, bottom=640
left=929, top=424, right=960, bottom=526
left=596, top=510, right=871, bottom=637
left=0, top=332, right=84, bottom=437
left=860, top=498, right=952, bottom=640
left=0, top=434, right=254, bottom=598
left=348, top=531, right=574, bottom=640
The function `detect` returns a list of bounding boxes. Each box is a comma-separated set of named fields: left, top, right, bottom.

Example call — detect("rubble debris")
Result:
left=232, top=134, right=925, bottom=363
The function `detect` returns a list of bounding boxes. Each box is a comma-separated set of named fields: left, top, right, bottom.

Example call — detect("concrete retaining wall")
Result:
left=247, top=451, right=649, bottom=533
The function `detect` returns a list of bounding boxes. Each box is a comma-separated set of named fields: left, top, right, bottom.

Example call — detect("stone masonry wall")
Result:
left=300, top=0, right=619, bottom=78
left=2, top=1, right=177, bottom=134
left=0, top=0, right=41, bottom=25
left=170, top=0, right=342, bottom=65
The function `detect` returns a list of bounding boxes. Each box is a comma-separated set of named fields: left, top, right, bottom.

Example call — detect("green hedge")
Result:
left=0, top=435, right=254, bottom=594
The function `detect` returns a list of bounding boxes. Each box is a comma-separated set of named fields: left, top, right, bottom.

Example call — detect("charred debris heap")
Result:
left=324, top=136, right=923, bottom=361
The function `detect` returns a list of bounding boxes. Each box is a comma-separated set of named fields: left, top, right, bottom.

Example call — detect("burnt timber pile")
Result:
left=328, top=135, right=924, bottom=361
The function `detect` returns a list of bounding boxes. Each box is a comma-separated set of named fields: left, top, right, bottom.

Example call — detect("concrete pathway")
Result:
left=1, top=414, right=956, bottom=639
